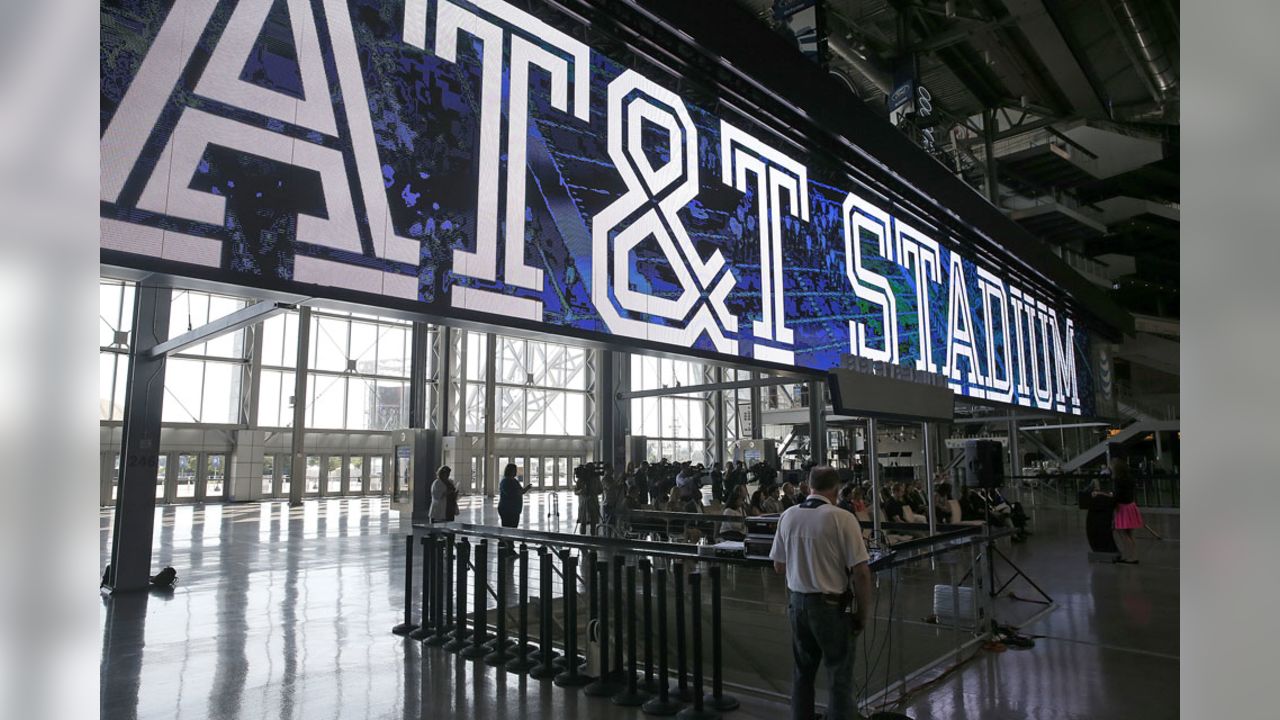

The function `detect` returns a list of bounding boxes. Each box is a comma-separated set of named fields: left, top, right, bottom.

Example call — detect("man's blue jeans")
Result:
left=789, top=593, right=856, bottom=720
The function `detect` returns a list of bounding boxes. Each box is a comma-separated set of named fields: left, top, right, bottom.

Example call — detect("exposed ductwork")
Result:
left=827, top=34, right=894, bottom=96
left=1107, top=0, right=1178, bottom=100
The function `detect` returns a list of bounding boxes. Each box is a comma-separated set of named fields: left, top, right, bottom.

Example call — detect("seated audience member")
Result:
left=837, top=483, right=858, bottom=514
left=719, top=492, right=747, bottom=540
left=905, top=481, right=928, bottom=516
left=933, top=482, right=955, bottom=525
left=760, top=483, right=784, bottom=515
left=959, top=487, right=988, bottom=522
left=852, top=486, right=868, bottom=513
left=882, top=482, right=907, bottom=522
left=779, top=482, right=797, bottom=510
left=795, top=481, right=811, bottom=505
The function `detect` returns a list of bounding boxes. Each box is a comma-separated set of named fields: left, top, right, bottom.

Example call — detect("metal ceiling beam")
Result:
left=1001, top=0, right=1106, bottom=117
left=149, top=301, right=293, bottom=358
left=616, top=373, right=808, bottom=400
left=911, top=15, right=1021, bottom=54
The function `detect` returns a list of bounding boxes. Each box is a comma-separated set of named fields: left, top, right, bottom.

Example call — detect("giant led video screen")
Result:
left=101, top=0, right=1095, bottom=415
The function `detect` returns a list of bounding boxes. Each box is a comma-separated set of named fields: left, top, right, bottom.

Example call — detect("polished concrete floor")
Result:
left=100, top=492, right=1179, bottom=719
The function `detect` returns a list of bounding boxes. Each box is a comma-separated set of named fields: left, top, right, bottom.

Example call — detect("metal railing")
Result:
left=394, top=519, right=1028, bottom=717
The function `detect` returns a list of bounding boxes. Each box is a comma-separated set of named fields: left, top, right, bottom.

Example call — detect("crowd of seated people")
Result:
left=566, top=457, right=1031, bottom=545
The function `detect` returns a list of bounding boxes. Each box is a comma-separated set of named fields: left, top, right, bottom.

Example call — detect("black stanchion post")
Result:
left=443, top=539, right=470, bottom=653
left=584, top=558, right=621, bottom=696
left=392, top=535, right=418, bottom=635
left=554, top=551, right=590, bottom=687
left=703, top=565, right=739, bottom=711
left=642, top=564, right=681, bottom=716
left=529, top=549, right=558, bottom=679
left=612, top=560, right=649, bottom=705
left=409, top=535, right=434, bottom=640
left=425, top=533, right=450, bottom=646
left=612, top=555, right=625, bottom=683
left=676, top=571, right=718, bottom=720
left=485, top=542, right=515, bottom=665
left=673, top=562, right=691, bottom=701
left=505, top=543, right=536, bottom=673
left=641, top=558, right=657, bottom=694
left=462, top=540, right=490, bottom=659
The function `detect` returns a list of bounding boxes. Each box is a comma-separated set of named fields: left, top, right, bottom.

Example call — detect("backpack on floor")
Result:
left=150, top=566, right=178, bottom=588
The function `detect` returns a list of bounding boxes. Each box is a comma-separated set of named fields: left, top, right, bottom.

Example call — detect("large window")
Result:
left=258, top=310, right=412, bottom=430
left=99, top=283, right=249, bottom=424
left=99, top=280, right=135, bottom=421
left=461, top=332, right=589, bottom=437
left=161, top=290, right=248, bottom=424
left=630, top=356, right=711, bottom=463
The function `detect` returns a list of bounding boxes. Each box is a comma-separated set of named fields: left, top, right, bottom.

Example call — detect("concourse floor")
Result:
left=99, top=492, right=1179, bottom=720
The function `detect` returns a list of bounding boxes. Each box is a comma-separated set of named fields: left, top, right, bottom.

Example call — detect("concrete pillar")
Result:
left=483, top=332, right=497, bottom=497
left=107, top=284, right=171, bottom=592
left=288, top=306, right=312, bottom=507
left=808, top=379, right=826, bottom=464
left=922, top=422, right=936, bottom=535
left=227, top=430, right=266, bottom=502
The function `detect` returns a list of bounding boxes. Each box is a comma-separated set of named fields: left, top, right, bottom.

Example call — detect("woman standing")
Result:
left=574, top=463, right=603, bottom=535
left=1107, top=458, right=1144, bottom=564
left=497, top=463, right=532, bottom=529
left=429, top=466, right=457, bottom=523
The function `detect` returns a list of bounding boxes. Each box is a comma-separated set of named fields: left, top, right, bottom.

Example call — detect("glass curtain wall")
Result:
left=460, top=331, right=589, bottom=437
left=629, top=355, right=712, bottom=464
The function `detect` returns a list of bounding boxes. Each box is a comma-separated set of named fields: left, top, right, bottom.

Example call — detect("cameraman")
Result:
left=769, top=466, right=873, bottom=720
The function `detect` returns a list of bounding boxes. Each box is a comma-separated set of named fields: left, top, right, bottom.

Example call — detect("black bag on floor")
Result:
left=150, top=566, right=178, bottom=588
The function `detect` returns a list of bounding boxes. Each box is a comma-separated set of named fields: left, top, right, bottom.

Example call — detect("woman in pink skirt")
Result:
left=1105, top=458, right=1144, bottom=564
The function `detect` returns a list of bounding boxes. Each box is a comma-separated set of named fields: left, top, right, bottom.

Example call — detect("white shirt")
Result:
left=769, top=495, right=870, bottom=594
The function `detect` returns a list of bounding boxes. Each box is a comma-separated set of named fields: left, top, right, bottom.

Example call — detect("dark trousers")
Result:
left=789, top=593, right=856, bottom=720
left=499, top=514, right=518, bottom=529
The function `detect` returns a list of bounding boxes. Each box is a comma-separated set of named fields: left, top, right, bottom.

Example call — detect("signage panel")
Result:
left=100, top=0, right=1095, bottom=415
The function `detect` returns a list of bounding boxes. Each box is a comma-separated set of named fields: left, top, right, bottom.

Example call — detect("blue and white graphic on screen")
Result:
left=100, top=0, right=1092, bottom=415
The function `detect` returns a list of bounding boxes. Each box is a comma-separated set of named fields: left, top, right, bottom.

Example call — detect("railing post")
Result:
left=703, top=565, right=738, bottom=711
left=673, top=562, right=691, bottom=701
left=505, top=543, right=536, bottom=673
left=484, top=541, right=515, bottom=664
left=554, top=551, right=590, bottom=687
left=613, top=560, right=649, bottom=705
left=584, top=557, right=621, bottom=696
left=409, top=535, right=434, bottom=640
left=424, top=533, right=451, bottom=646
left=392, top=534, right=417, bottom=635
left=642, top=563, right=681, bottom=716
left=529, top=548, right=558, bottom=679
left=677, top=570, right=719, bottom=720
left=612, top=554, right=625, bottom=684
left=461, top=539, right=490, bottom=659
left=443, top=539, right=470, bottom=653
left=641, top=558, right=658, bottom=694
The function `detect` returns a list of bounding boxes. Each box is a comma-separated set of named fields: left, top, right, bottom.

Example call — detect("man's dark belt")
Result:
left=793, top=590, right=854, bottom=608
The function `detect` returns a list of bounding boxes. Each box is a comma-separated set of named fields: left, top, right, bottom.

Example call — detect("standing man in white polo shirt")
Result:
left=770, top=465, right=873, bottom=720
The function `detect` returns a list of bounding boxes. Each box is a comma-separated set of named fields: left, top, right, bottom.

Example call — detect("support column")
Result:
left=229, top=320, right=266, bottom=502
left=808, top=379, right=826, bottom=464
left=749, top=373, right=763, bottom=439
left=409, top=322, right=430, bottom=429
left=483, top=332, right=497, bottom=497
left=1008, top=416, right=1021, bottom=497
left=867, top=417, right=881, bottom=541
left=288, top=306, right=312, bottom=507
left=431, top=326, right=453, bottom=469
left=107, top=284, right=171, bottom=593
left=983, top=107, right=1000, bottom=206
left=597, top=351, right=628, bottom=468
left=922, top=422, right=936, bottom=535
left=713, top=367, right=726, bottom=466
